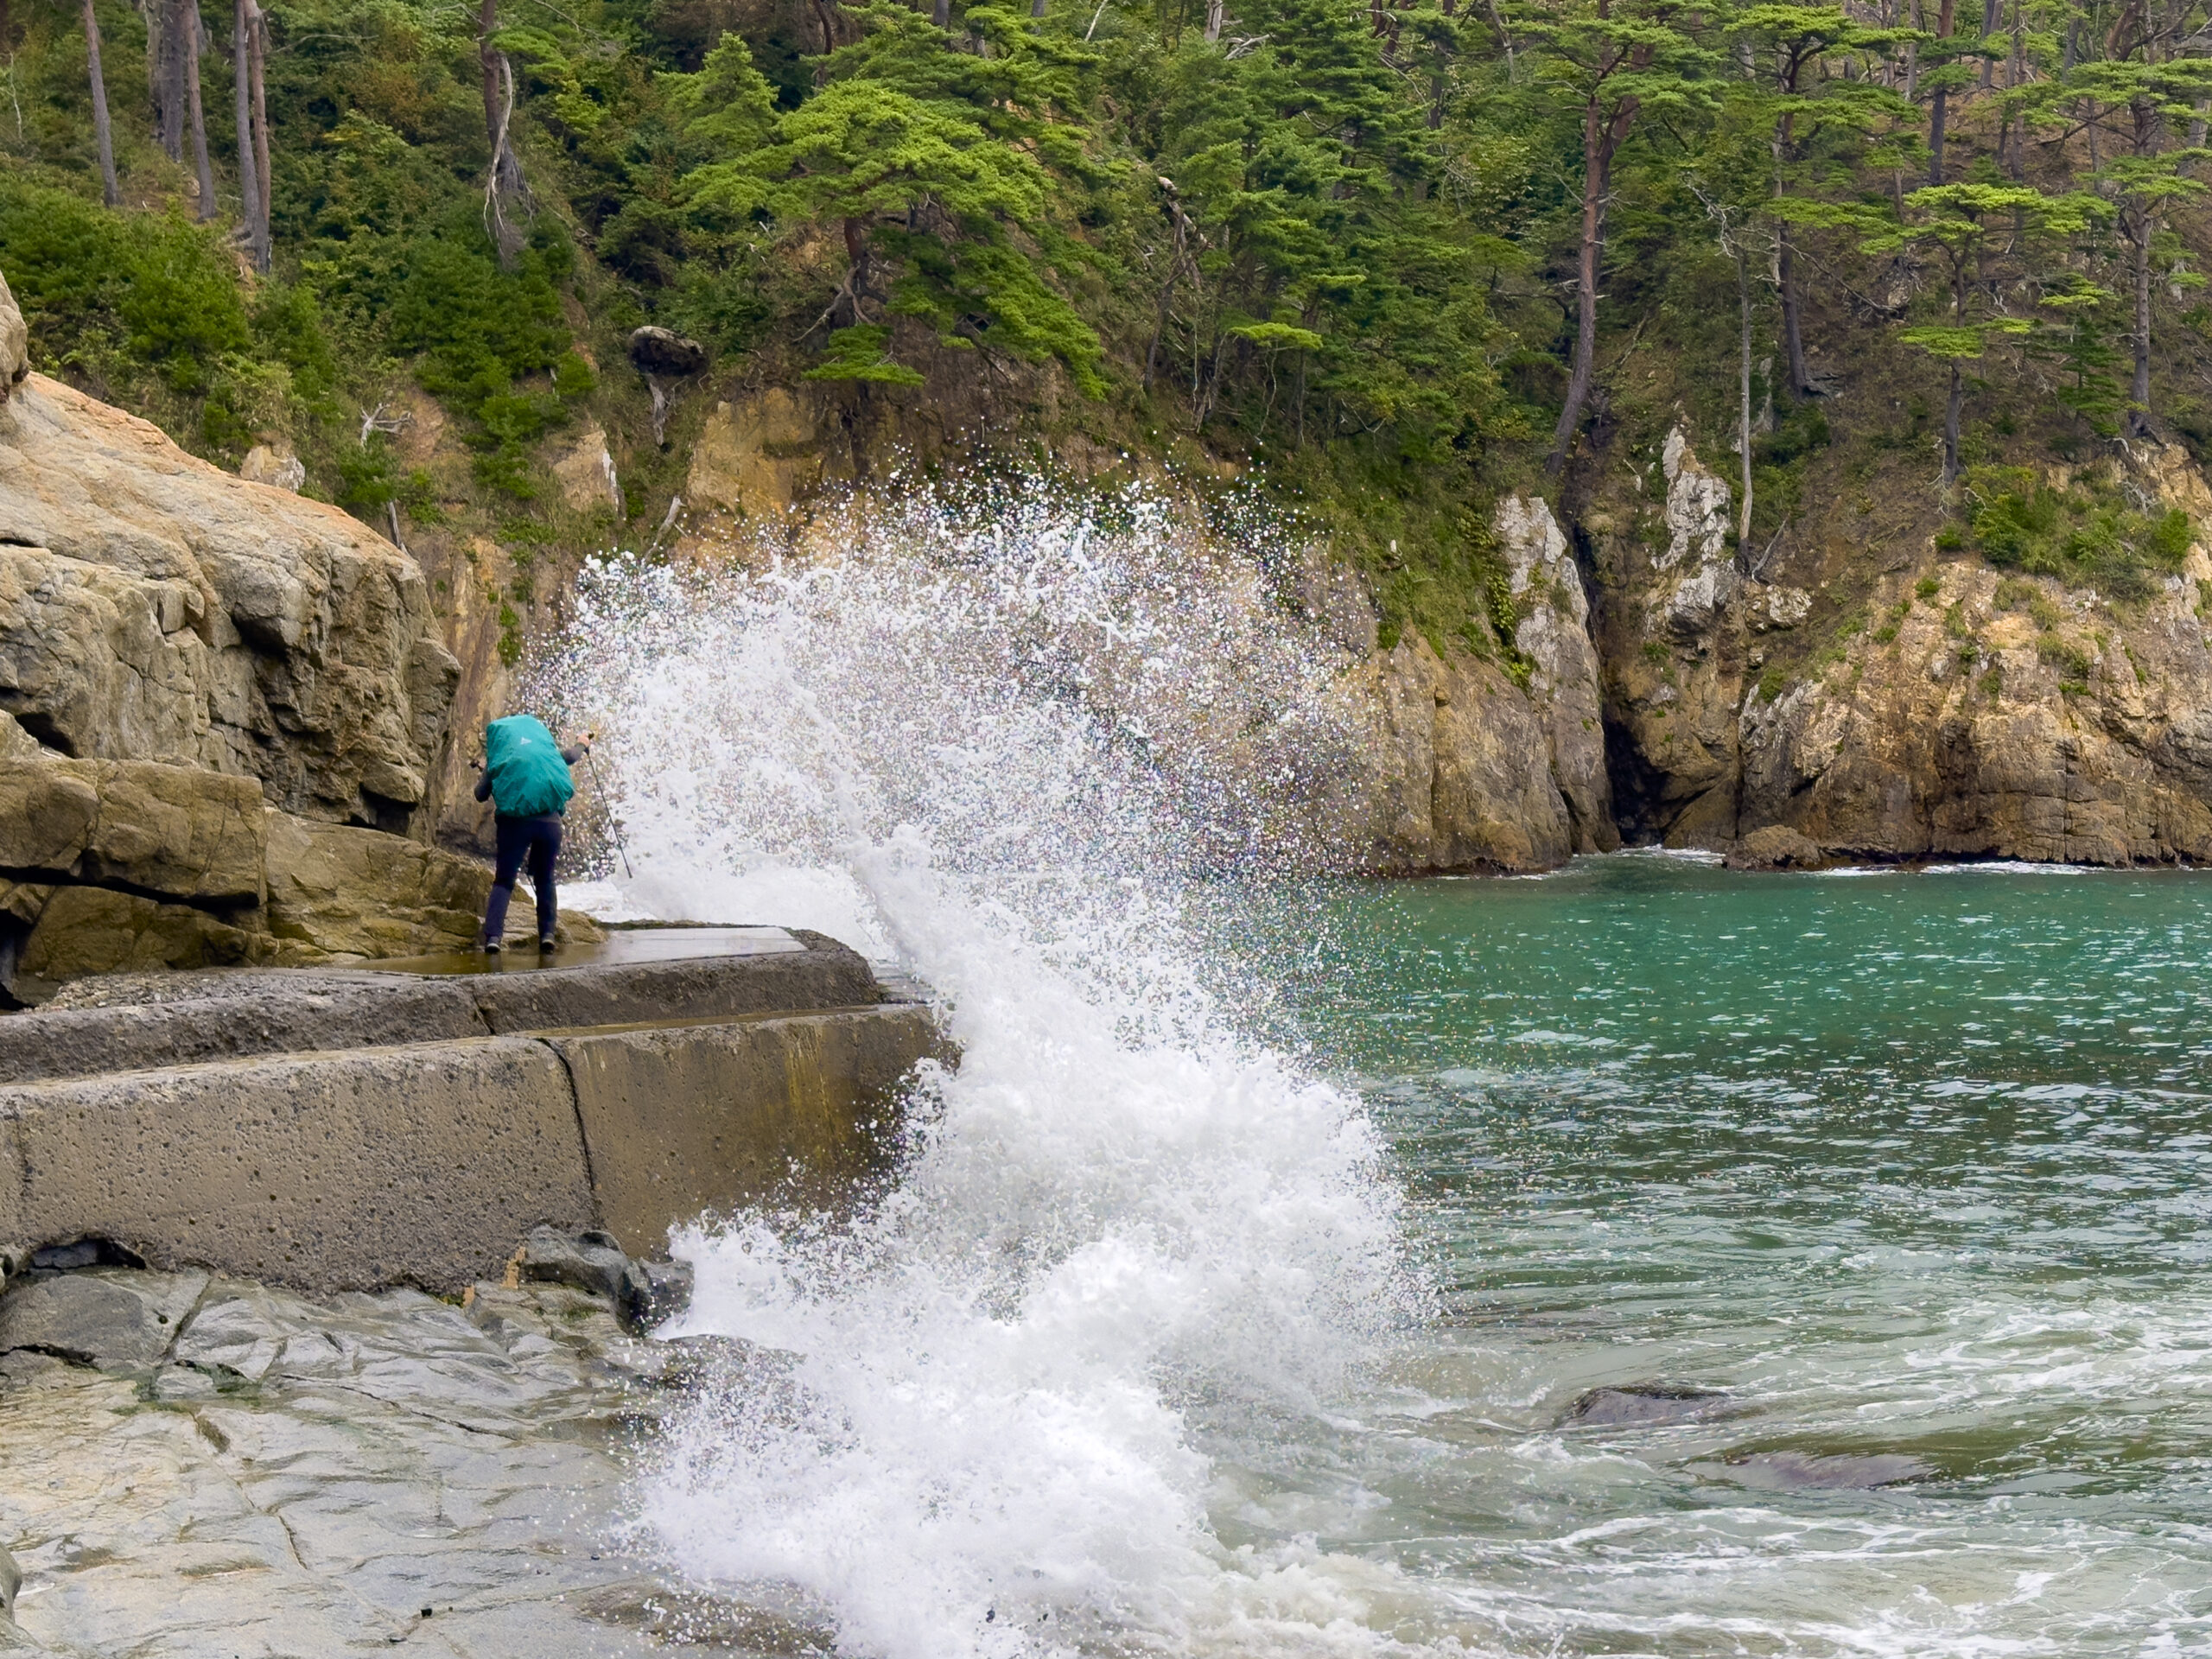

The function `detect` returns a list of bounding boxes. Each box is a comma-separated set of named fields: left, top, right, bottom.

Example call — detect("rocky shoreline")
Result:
left=0, top=1251, right=822, bottom=1657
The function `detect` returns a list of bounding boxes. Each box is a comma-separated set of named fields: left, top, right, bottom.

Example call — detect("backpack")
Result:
left=483, top=715, right=575, bottom=818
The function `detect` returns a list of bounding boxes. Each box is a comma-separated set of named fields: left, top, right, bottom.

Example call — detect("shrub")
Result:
left=1963, top=466, right=2192, bottom=600
left=2037, top=632, right=2094, bottom=681
left=0, top=178, right=280, bottom=450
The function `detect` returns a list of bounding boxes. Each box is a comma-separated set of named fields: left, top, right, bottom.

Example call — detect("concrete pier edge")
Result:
left=0, top=931, right=950, bottom=1294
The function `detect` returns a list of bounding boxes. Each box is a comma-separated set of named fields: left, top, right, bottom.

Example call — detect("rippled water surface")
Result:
left=543, top=492, right=2211, bottom=1658
left=1256, top=855, right=2212, bottom=1657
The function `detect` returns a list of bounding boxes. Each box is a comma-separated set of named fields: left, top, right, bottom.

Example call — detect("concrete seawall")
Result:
left=0, top=931, right=947, bottom=1293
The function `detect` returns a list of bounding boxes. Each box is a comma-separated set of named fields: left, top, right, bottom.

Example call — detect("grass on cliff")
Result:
left=1944, top=468, right=2194, bottom=602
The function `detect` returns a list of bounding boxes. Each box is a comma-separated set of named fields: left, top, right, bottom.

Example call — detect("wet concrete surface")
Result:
left=0, top=1271, right=825, bottom=1657
left=369, top=927, right=806, bottom=979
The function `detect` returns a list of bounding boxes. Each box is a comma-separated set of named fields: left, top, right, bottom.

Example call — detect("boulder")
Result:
left=16, top=887, right=274, bottom=981
left=0, top=724, right=268, bottom=904
left=0, top=1268, right=207, bottom=1369
left=517, top=1224, right=693, bottom=1332
left=626, top=326, right=708, bottom=378
left=1726, top=823, right=1826, bottom=871
left=0, top=369, right=459, bottom=825
left=264, top=810, right=490, bottom=957
left=0, top=267, right=25, bottom=404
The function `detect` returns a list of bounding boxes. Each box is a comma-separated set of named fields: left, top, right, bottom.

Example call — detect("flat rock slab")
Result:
left=369, top=925, right=804, bottom=976
left=0, top=1274, right=814, bottom=1657
left=0, top=1270, right=207, bottom=1370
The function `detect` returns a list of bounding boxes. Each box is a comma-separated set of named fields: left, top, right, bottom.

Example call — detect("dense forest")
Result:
left=2, top=0, right=2208, bottom=642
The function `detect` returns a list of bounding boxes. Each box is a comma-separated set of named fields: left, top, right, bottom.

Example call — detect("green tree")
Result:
left=1722, top=3, right=1906, bottom=397
left=1516, top=0, right=1717, bottom=474
left=674, top=3, right=1103, bottom=389
left=2056, top=54, right=2212, bottom=435
left=1864, top=181, right=2101, bottom=483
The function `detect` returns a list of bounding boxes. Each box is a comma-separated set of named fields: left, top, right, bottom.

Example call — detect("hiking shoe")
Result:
left=538, top=936, right=557, bottom=953
left=483, top=937, right=502, bottom=955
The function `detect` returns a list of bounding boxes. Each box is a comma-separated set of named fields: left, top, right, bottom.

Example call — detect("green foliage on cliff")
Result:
left=3, top=0, right=2211, bottom=644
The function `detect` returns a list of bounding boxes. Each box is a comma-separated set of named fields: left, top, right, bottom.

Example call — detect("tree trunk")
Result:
left=1547, top=94, right=1636, bottom=476
left=1735, top=239, right=1754, bottom=556
left=1979, top=0, right=1996, bottom=88
left=478, top=0, right=530, bottom=267
left=2129, top=213, right=2153, bottom=437
left=1928, top=0, right=1953, bottom=184
left=184, top=1, right=214, bottom=219
left=1773, top=108, right=1810, bottom=397
left=931, top=0, right=947, bottom=24
left=1031, top=0, right=1046, bottom=16
left=233, top=0, right=258, bottom=246
left=82, top=0, right=119, bottom=205
left=247, top=0, right=269, bottom=236
left=1942, top=359, right=1962, bottom=484
left=156, top=0, right=184, bottom=161
left=1204, top=0, right=1223, bottom=41
left=1778, top=241, right=1809, bottom=397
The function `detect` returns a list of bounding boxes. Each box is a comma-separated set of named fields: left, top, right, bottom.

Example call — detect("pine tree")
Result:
left=1863, top=181, right=2100, bottom=483
left=1516, top=0, right=1717, bottom=474
left=674, top=3, right=1103, bottom=389
left=1724, top=3, right=1907, bottom=397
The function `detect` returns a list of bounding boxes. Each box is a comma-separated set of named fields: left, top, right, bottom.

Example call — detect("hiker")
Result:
left=474, top=714, right=591, bottom=954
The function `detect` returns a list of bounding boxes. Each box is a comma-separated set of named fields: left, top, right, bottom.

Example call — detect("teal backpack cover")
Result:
left=483, top=715, right=575, bottom=818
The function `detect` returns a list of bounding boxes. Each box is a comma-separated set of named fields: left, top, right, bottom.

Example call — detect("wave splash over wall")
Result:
left=540, top=482, right=1420, bottom=1658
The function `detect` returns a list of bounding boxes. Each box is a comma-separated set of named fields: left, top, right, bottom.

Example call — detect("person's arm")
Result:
left=474, top=768, right=492, bottom=802
left=560, top=741, right=591, bottom=764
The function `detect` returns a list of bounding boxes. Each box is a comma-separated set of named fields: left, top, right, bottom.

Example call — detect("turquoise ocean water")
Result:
left=1238, top=854, right=2212, bottom=1656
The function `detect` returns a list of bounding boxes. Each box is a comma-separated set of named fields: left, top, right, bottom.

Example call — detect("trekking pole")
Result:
left=582, top=732, right=633, bottom=880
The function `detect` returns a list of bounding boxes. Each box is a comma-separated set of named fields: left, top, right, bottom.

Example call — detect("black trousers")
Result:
left=483, top=813, right=563, bottom=944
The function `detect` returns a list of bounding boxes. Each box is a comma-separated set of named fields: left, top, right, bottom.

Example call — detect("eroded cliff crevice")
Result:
left=1353, top=494, right=1618, bottom=872
left=1575, top=416, right=2212, bottom=868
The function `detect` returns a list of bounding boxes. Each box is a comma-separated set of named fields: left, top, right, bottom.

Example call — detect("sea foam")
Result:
left=533, top=480, right=1417, bottom=1658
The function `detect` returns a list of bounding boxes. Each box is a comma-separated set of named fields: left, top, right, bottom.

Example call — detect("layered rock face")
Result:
left=0, top=268, right=562, bottom=995
left=1347, top=496, right=1617, bottom=872
left=1592, top=423, right=2212, bottom=865
left=0, top=371, right=460, bottom=823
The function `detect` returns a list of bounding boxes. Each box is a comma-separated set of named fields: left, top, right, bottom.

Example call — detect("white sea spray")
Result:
left=534, top=477, right=1426, bottom=1658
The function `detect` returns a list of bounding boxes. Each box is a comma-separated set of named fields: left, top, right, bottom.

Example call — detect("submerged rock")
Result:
left=1693, top=1450, right=1934, bottom=1491
left=1562, top=1382, right=1732, bottom=1427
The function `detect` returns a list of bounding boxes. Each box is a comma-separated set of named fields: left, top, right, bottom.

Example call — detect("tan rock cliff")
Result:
left=0, top=373, right=460, bottom=825
left=1591, top=420, right=2212, bottom=865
